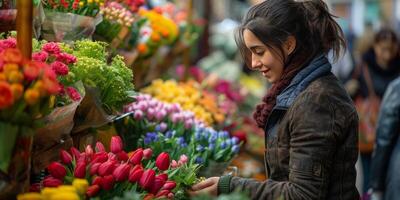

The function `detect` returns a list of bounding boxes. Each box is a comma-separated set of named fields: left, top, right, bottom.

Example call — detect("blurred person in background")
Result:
left=369, top=76, right=400, bottom=200
left=346, top=28, right=400, bottom=197
left=190, top=0, right=359, bottom=199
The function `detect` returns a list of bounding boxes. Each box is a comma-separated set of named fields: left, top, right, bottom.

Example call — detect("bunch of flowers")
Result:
left=70, top=40, right=134, bottom=113
left=140, top=125, right=240, bottom=167
left=100, top=2, right=136, bottom=27
left=32, top=40, right=82, bottom=105
left=18, top=179, right=88, bottom=200
left=34, top=136, right=197, bottom=199
left=141, top=79, right=225, bottom=126
left=0, top=48, right=61, bottom=123
left=135, top=8, right=179, bottom=57
left=123, top=0, right=146, bottom=12
left=42, top=0, right=104, bottom=17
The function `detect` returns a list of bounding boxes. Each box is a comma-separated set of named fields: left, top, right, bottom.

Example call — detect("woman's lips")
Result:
left=261, top=68, right=270, bottom=76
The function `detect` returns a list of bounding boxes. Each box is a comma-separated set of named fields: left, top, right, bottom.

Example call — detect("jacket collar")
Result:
left=275, top=54, right=332, bottom=109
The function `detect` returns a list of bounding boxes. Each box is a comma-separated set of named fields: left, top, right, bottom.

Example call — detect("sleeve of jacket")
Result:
left=220, top=93, right=339, bottom=200
left=370, top=80, right=400, bottom=191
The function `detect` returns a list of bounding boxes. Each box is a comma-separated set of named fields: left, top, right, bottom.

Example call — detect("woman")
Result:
left=369, top=77, right=400, bottom=200
left=348, top=28, right=400, bottom=195
left=190, top=0, right=359, bottom=199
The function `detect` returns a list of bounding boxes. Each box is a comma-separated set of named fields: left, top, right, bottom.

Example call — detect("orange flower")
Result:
left=33, top=80, right=47, bottom=97
left=23, top=62, right=42, bottom=81
left=151, top=33, right=161, bottom=42
left=24, top=88, right=40, bottom=105
left=7, top=71, right=24, bottom=83
left=42, top=77, right=61, bottom=95
left=161, top=29, right=169, bottom=38
left=0, top=73, right=6, bottom=81
left=0, top=81, right=14, bottom=109
left=10, top=83, right=24, bottom=100
left=3, top=63, right=19, bottom=75
left=137, top=43, right=148, bottom=54
left=1, top=48, right=23, bottom=64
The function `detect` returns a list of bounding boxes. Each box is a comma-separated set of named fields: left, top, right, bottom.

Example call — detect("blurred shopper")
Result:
left=346, top=28, right=400, bottom=195
left=369, top=77, right=400, bottom=200
left=190, top=0, right=359, bottom=199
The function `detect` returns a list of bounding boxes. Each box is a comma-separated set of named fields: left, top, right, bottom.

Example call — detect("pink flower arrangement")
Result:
left=51, top=61, right=69, bottom=76
left=32, top=51, right=49, bottom=62
left=42, top=42, right=61, bottom=55
left=66, top=87, right=81, bottom=101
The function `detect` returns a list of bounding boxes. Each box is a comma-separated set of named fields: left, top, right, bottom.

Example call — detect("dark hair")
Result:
left=374, top=28, right=398, bottom=44
left=235, top=0, right=346, bottom=128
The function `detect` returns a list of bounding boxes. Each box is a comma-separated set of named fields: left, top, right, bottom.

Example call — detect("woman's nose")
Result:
left=251, top=57, right=262, bottom=70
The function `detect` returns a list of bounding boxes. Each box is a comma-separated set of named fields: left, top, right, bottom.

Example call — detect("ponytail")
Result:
left=236, top=0, right=346, bottom=128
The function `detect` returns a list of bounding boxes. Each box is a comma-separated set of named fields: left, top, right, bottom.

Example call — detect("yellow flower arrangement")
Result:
left=17, top=179, right=88, bottom=200
left=141, top=79, right=225, bottom=125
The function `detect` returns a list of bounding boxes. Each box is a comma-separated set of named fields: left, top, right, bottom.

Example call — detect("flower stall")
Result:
left=0, top=1, right=259, bottom=199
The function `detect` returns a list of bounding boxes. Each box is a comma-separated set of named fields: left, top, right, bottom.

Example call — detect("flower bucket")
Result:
left=40, top=9, right=102, bottom=43
left=0, top=122, right=34, bottom=199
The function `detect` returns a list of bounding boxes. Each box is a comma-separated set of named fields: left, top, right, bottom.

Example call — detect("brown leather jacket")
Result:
left=218, top=55, right=360, bottom=200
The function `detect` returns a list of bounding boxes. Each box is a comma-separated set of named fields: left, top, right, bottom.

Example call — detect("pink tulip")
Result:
left=139, top=169, right=155, bottom=190
left=113, top=163, right=131, bottom=182
left=98, top=161, right=117, bottom=176
left=129, top=148, right=143, bottom=165
left=162, top=181, right=176, bottom=190
left=155, top=152, right=170, bottom=171
left=179, top=154, right=188, bottom=164
left=171, top=160, right=178, bottom=168
left=96, top=142, right=106, bottom=152
left=91, top=152, right=108, bottom=164
left=110, top=136, right=123, bottom=154
left=74, top=162, right=86, bottom=178
left=60, top=150, right=72, bottom=165
left=143, top=148, right=153, bottom=160
left=43, top=177, right=62, bottom=187
left=150, top=175, right=166, bottom=194
left=117, top=151, right=129, bottom=161
left=128, top=165, right=144, bottom=183
left=90, top=163, right=101, bottom=176
left=47, top=162, right=66, bottom=179
left=70, top=147, right=81, bottom=160
left=157, top=173, right=168, bottom=182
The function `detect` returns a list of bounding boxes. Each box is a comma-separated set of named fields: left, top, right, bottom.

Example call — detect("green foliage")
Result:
left=73, top=40, right=108, bottom=61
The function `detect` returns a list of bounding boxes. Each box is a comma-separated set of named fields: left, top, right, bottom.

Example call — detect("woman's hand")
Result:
left=188, top=177, right=220, bottom=196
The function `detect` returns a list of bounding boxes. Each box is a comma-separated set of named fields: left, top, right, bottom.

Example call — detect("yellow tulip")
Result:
left=49, top=192, right=79, bottom=200
left=17, top=193, right=43, bottom=200
left=72, top=178, right=89, bottom=195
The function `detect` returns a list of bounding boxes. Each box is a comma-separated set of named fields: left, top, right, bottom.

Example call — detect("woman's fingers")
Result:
left=191, top=178, right=217, bottom=191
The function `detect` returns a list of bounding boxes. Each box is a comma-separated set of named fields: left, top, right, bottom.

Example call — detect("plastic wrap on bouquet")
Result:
left=0, top=122, right=34, bottom=199
left=0, top=0, right=16, bottom=32
left=198, top=161, right=231, bottom=178
left=41, top=9, right=102, bottom=43
left=72, top=85, right=114, bottom=134
left=32, top=97, right=83, bottom=174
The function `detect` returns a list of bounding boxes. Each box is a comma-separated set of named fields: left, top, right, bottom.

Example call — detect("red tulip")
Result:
left=113, top=163, right=131, bottom=182
left=143, top=148, right=153, bottom=159
left=95, top=142, right=106, bottom=152
left=150, top=175, right=166, bottom=194
left=117, top=151, right=129, bottom=161
left=43, top=177, right=62, bottom=187
left=90, top=162, right=101, bottom=176
left=74, top=162, right=86, bottom=178
left=85, top=145, right=94, bottom=158
left=156, top=190, right=170, bottom=198
left=139, top=169, right=156, bottom=190
left=70, top=147, right=81, bottom=160
left=108, top=152, right=118, bottom=161
left=60, top=150, right=72, bottom=165
left=155, top=152, right=170, bottom=171
left=162, top=181, right=176, bottom=190
left=100, top=175, right=114, bottom=190
left=92, top=176, right=102, bottom=186
left=128, top=165, right=144, bottom=183
left=47, top=162, right=66, bottom=179
left=157, top=173, right=168, bottom=182
left=77, top=153, right=87, bottom=164
left=110, top=136, right=123, bottom=154
left=129, top=148, right=143, bottom=165
left=91, top=152, right=108, bottom=164
left=86, top=184, right=100, bottom=197
left=98, top=160, right=117, bottom=176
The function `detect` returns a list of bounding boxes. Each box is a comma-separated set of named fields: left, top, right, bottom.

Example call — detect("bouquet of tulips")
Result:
left=39, top=0, right=103, bottom=42
left=0, top=48, right=62, bottom=198
left=34, top=136, right=199, bottom=199
left=123, top=94, right=241, bottom=176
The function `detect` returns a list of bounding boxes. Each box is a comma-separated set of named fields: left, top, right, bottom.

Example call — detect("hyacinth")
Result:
left=124, top=93, right=202, bottom=129
left=100, top=2, right=136, bottom=27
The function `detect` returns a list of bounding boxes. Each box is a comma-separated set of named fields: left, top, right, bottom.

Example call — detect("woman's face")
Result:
left=374, top=40, right=399, bottom=68
left=243, top=29, right=285, bottom=83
